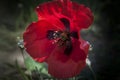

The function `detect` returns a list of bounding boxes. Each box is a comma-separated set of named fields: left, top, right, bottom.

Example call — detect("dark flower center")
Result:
left=47, top=18, right=78, bottom=55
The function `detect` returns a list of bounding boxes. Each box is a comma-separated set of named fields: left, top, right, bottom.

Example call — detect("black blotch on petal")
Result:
left=60, top=18, right=70, bottom=30
left=47, top=30, right=62, bottom=40
left=47, top=30, right=55, bottom=40
left=64, top=40, right=73, bottom=55
left=71, top=31, right=79, bottom=39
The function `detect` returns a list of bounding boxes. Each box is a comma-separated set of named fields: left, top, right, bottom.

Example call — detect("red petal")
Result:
left=36, top=0, right=72, bottom=19
left=23, top=20, right=62, bottom=62
left=47, top=57, right=86, bottom=78
left=45, top=38, right=87, bottom=78
left=70, top=39, right=87, bottom=62
left=80, top=38, right=90, bottom=54
left=24, top=39, right=55, bottom=62
left=36, top=1, right=93, bottom=30
left=48, top=45, right=69, bottom=62
left=72, top=2, right=94, bottom=29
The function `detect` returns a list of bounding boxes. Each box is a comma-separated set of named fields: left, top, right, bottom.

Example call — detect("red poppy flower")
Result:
left=23, top=0, right=93, bottom=78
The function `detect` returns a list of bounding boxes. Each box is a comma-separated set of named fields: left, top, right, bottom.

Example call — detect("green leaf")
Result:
left=24, top=56, right=49, bottom=77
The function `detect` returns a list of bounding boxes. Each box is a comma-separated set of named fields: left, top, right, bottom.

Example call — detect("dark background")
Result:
left=0, top=0, right=119, bottom=80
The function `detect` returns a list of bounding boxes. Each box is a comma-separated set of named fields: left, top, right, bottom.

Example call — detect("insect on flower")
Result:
left=23, top=0, right=93, bottom=78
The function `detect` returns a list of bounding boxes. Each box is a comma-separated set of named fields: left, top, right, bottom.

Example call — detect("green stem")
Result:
left=87, top=64, right=97, bottom=80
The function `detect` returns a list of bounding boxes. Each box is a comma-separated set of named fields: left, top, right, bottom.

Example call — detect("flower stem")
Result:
left=87, top=64, right=97, bottom=80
